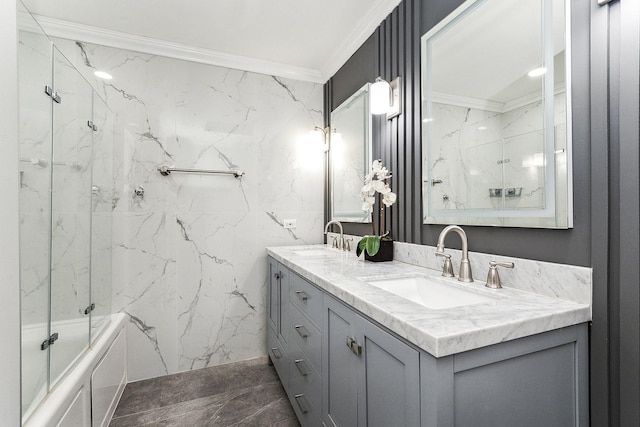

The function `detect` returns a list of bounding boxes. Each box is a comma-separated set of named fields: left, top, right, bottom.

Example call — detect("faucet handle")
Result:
left=330, top=236, right=338, bottom=249
left=344, top=238, right=353, bottom=252
left=485, top=261, right=514, bottom=289
left=436, top=252, right=455, bottom=277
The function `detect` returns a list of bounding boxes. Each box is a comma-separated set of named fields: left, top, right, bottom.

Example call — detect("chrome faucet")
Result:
left=324, top=220, right=345, bottom=250
left=435, top=225, right=473, bottom=282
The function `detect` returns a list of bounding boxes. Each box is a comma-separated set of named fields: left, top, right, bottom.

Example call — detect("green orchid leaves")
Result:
left=356, top=235, right=381, bottom=257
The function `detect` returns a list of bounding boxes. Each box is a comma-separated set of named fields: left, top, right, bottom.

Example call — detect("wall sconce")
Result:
left=370, top=76, right=402, bottom=119
left=309, top=126, right=331, bottom=152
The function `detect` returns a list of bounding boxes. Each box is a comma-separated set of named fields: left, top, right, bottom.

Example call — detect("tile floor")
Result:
left=109, top=357, right=300, bottom=426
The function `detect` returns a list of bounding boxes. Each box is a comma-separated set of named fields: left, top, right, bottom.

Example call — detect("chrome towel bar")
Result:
left=157, top=165, right=244, bottom=178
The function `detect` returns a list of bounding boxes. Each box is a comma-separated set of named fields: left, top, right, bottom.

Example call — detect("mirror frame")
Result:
left=421, top=0, right=573, bottom=228
left=329, top=83, right=372, bottom=223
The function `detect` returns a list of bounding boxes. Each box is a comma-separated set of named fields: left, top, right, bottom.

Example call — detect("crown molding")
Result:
left=320, top=0, right=403, bottom=81
left=26, top=13, right=325, bottom=84
left=23, top=0, right=401, bottom=85
left=431, top=84, right=566, bottom=114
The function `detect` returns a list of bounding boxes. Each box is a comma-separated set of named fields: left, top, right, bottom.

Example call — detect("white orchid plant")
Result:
left=356, top=159, right=397, bottom=257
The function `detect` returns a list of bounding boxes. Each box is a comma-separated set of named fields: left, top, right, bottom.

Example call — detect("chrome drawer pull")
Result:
left=270, top=347, right=282, bottom=359
left=295, top=290, right=310, bottom=302
left=294, top=394, right=309, bottom=414
left=294, top=359, right=309, bottom=377
left=294, top=324, right=310, bottom=339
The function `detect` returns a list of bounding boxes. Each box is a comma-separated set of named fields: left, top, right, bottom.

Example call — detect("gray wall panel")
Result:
left=330, top=34, right=378, bottom=111
left=324, top=0, right=640, bottom=422
left=615, top=0, right=640, bottom=425
left=589, top=0, right=611, bottom=424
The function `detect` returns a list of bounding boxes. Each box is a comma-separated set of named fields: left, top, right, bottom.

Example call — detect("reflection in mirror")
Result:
left=421, top=0, right=572, bottom=228
left=330, top=84, right=372, bottom=222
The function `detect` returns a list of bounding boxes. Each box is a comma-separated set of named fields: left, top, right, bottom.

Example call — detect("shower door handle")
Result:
left=41, top=332, right=59, bottom=350
left=84, top=303, right=96, bottom=315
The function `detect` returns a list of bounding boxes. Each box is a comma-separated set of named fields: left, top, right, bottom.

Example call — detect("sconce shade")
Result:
left=309, top=129, right=325, bottom=145
left=308, top=126, right=330, bottom=152
left=370, top=78, right=391, bottom=114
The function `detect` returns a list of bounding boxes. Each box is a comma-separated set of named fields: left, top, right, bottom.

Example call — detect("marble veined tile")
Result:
left=54, top=39, right=325, bottom=380
left=111, top=211, right=179, bottom=380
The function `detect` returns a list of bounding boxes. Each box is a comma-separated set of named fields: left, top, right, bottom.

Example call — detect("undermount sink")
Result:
left=292, top=248, right=335, bottom=257
left=365, top=275, right=494, bottom=310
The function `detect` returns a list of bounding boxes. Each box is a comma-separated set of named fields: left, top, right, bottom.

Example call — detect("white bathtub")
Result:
left=23, top=313, right=128, bottom=427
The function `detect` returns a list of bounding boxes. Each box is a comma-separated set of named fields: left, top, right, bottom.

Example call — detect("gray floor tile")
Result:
left=110, top=357, right=299, bottom=427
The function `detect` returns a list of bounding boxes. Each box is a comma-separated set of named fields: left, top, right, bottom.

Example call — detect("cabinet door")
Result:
left=267, top=258, right=279, bottom=334
left=278, top=263, right=289, bottom=344
left=323, top=296, right=358, bottom=427
left=357, top=315, right=421, bottom=427
left=267, top=259, right=289, bottom=344
left=323, top=295, right=421, bottom=427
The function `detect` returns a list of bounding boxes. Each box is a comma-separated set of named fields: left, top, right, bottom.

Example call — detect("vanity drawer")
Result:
left=289, top=303, right=322, bottom=372
left=289, top=340, right=322, bottom=415
left=267, top=328, right=288, bottom=388
left=289, top=271, right=323, bottom=327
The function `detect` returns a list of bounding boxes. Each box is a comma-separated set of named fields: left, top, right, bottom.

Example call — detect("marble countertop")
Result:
left=266, top=245, right=591, bottom=357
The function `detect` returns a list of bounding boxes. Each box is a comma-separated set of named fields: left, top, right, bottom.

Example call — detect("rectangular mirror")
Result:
left=421, top=0, right=572, bottom=228
left=330, top=84, right=372, bottom=223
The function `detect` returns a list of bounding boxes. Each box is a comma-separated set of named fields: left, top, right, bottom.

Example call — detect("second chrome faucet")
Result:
left=435, top=225, right=473, bottom=282
left=324, top=220, right=345, bottom=250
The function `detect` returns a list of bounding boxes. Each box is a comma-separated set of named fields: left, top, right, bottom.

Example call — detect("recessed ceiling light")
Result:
left=94, top=70, right=113, bottom=80
left=527, top=67, right=547, bottom=78
left=477, top=126, right=488, bottom=131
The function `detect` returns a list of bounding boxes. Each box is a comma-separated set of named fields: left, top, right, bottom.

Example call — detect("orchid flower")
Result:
left=359, top=159, right=396, bottom=242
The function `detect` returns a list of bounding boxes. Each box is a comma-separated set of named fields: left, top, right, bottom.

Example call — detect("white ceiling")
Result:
left=21, top=0, right=403, bottom=83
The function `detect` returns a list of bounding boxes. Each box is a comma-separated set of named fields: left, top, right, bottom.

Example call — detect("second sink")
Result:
left=365, top=274, right=494, bottom=310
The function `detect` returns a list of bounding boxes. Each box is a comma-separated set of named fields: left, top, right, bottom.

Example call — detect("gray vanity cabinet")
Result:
left=323, top=295, right=421, bottom=427
left=267, top=258, right=289, bottom=387
left=266, top=256, right=588, bottom=427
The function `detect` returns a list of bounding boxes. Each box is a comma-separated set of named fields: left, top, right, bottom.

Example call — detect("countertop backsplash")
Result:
left=326, top=232, right=591, bottom=309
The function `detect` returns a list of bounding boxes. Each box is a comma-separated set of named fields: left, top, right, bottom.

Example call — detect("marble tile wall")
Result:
left=52, top=38, right=324, bottom=381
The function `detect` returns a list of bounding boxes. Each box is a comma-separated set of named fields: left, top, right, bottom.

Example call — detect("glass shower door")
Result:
left=48, top=46, right=93, bottom=386
left=90, top=95, right=114, bottom=343
left=18, top=14, right=53, bottom=418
